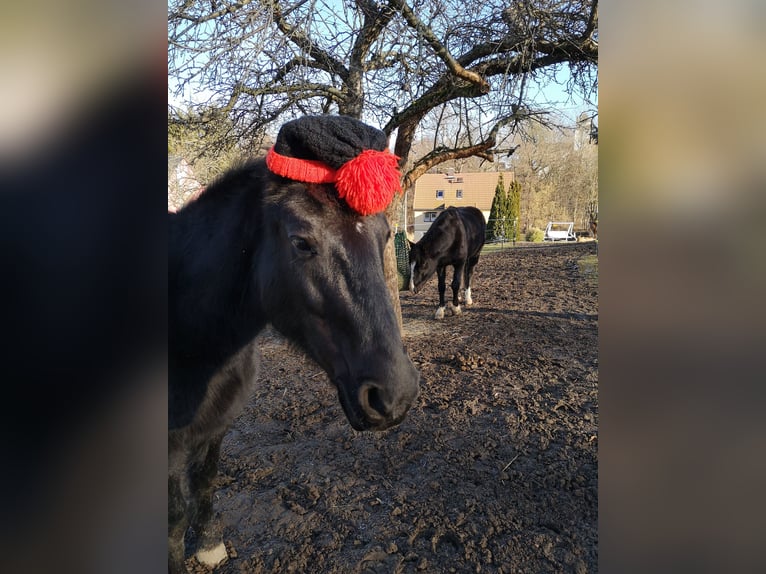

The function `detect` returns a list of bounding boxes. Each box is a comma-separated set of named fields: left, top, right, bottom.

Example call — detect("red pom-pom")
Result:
left=335, top=150, right=402, bottom=215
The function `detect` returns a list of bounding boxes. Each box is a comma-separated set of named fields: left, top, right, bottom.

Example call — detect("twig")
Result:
left=502, top=454, right=520, bottom=472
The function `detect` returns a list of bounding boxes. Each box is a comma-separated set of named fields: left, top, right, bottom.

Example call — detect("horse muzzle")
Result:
left=335, top=377, right=420, bottom=432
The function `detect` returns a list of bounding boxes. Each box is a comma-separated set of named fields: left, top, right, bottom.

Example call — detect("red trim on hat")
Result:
left=265, top=146, right=401, bottom=216
left=266, top=147, right=337, bottom=184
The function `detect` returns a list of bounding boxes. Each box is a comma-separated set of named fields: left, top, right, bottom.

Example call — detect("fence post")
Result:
left=513, top=218, right=518, bottom=247
left=501, top=218, right=505, bottom=249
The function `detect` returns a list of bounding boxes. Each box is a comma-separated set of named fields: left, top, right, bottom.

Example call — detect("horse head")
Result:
left=257, top=178, right=420, bottom=431
left=408, top=240, right=438, bottom=294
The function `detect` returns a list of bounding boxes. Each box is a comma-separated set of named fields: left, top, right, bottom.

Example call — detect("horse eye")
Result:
left=290, top=236, right=316, bottom=255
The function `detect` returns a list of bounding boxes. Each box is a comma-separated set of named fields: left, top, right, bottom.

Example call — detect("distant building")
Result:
left=410, top=171, right=514, bottom=240
left=168, top=156, right=203, bottom=212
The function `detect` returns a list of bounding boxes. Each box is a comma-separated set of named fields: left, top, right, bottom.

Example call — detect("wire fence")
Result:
left=483, top=218, right=520, bottom=248
left=397, top=219, right=520, bottom=246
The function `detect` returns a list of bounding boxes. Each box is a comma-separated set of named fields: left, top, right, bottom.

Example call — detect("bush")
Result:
left=526, top=228, right=545, bottom=242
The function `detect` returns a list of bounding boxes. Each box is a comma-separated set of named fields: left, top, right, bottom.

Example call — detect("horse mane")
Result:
left=180, top=157, right=352, bottom=224
left=180, top=158, right=266, bottom=211
left=169, top=160, right=269, bottom=361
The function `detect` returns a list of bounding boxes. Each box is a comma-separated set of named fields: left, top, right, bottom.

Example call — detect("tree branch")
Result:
left=237, top=82, right=344, bottom=100
left=271, top=56, right=338, bottom=84
left=401, top=116, right=518, bottom=188
left=211, top=79, right=344, bottom=119
left=258, top=0, right=349, bottom=81
left=169, top=0, right=256, bottom=24
left=351, top=0, right=397, bottom=66
left=390, top=0, right=489, bottom=93
left=582, top=0, right=598, bottom=41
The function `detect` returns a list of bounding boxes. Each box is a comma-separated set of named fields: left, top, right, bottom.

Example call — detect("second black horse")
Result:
left=409, top=206, right=486, bottom=319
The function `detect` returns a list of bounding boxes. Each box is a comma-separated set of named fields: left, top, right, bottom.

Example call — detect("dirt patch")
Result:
left=190, top=242, right=598, bottom=574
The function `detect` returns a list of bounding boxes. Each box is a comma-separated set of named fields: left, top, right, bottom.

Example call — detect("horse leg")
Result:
left=168, top=471, right=190, bottom=574
left=189, top=433, right=228, bottom=569
left=464, top=255, right=480, bottom=306
left=435, top=266, right=447, bottom=319
left=448, top=262, right=465, bottom=315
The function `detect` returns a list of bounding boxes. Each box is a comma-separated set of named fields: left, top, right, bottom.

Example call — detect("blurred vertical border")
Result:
left=601, top=1, right=766, bottom=573
left=0, top=2, right=167, bottom=573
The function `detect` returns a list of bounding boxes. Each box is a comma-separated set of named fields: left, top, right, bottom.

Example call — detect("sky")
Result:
left=528, top=66, right=598, bottom=126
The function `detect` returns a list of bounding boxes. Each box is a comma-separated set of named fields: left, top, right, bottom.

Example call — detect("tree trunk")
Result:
left=404, top=184, right=416, bottom=240
left=384, top=197, right=404, bottom=336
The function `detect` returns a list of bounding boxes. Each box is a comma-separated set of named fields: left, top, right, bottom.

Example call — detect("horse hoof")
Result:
left=196, top=541, right=228, bottom=567
left=464, top=288, right=473, bottom=306
left=434, top=307, right=445, bottom=320
left=452, top=305, right=462, bottom=316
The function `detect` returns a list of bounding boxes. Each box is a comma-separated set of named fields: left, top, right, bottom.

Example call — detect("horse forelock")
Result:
left=305, top=182, right=344, bottom=208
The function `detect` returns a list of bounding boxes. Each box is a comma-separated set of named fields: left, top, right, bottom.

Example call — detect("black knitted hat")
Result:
left=266, top=115, right=401, bottom=215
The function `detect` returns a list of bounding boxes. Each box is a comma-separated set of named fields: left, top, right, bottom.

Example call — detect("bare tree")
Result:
left=509, top=120, right=597, bottom=233
left=169, top=0, right=598, bottom=325
left=170, top=0, right=597, bottom=169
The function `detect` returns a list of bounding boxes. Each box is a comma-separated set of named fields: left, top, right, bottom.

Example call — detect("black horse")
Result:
left=409, top=206, right=486, bottom=319
left=169, top=157, right=420, bottom=573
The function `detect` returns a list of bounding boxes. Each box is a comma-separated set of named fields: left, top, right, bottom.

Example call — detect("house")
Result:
left=410, top=170, right=514, bottom=240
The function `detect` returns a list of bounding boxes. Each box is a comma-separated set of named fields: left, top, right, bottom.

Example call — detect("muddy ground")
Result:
left=192, top=241, right=598, bottom=574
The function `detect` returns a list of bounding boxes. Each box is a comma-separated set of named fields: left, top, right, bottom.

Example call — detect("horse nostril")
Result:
left=359, top=383, right=388, bottom=421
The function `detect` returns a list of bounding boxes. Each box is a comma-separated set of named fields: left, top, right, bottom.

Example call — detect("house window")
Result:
left=456, top=189, right=463, bottom=198
left=436, top=189, right=444, bottom=199
left=424, top=212, right=438, bottom=222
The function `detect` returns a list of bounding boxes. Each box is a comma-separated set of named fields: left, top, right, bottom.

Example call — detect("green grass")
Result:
left=576, top=254, right=599, bottom=284
left=481, top=242, right=516, bottom=254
